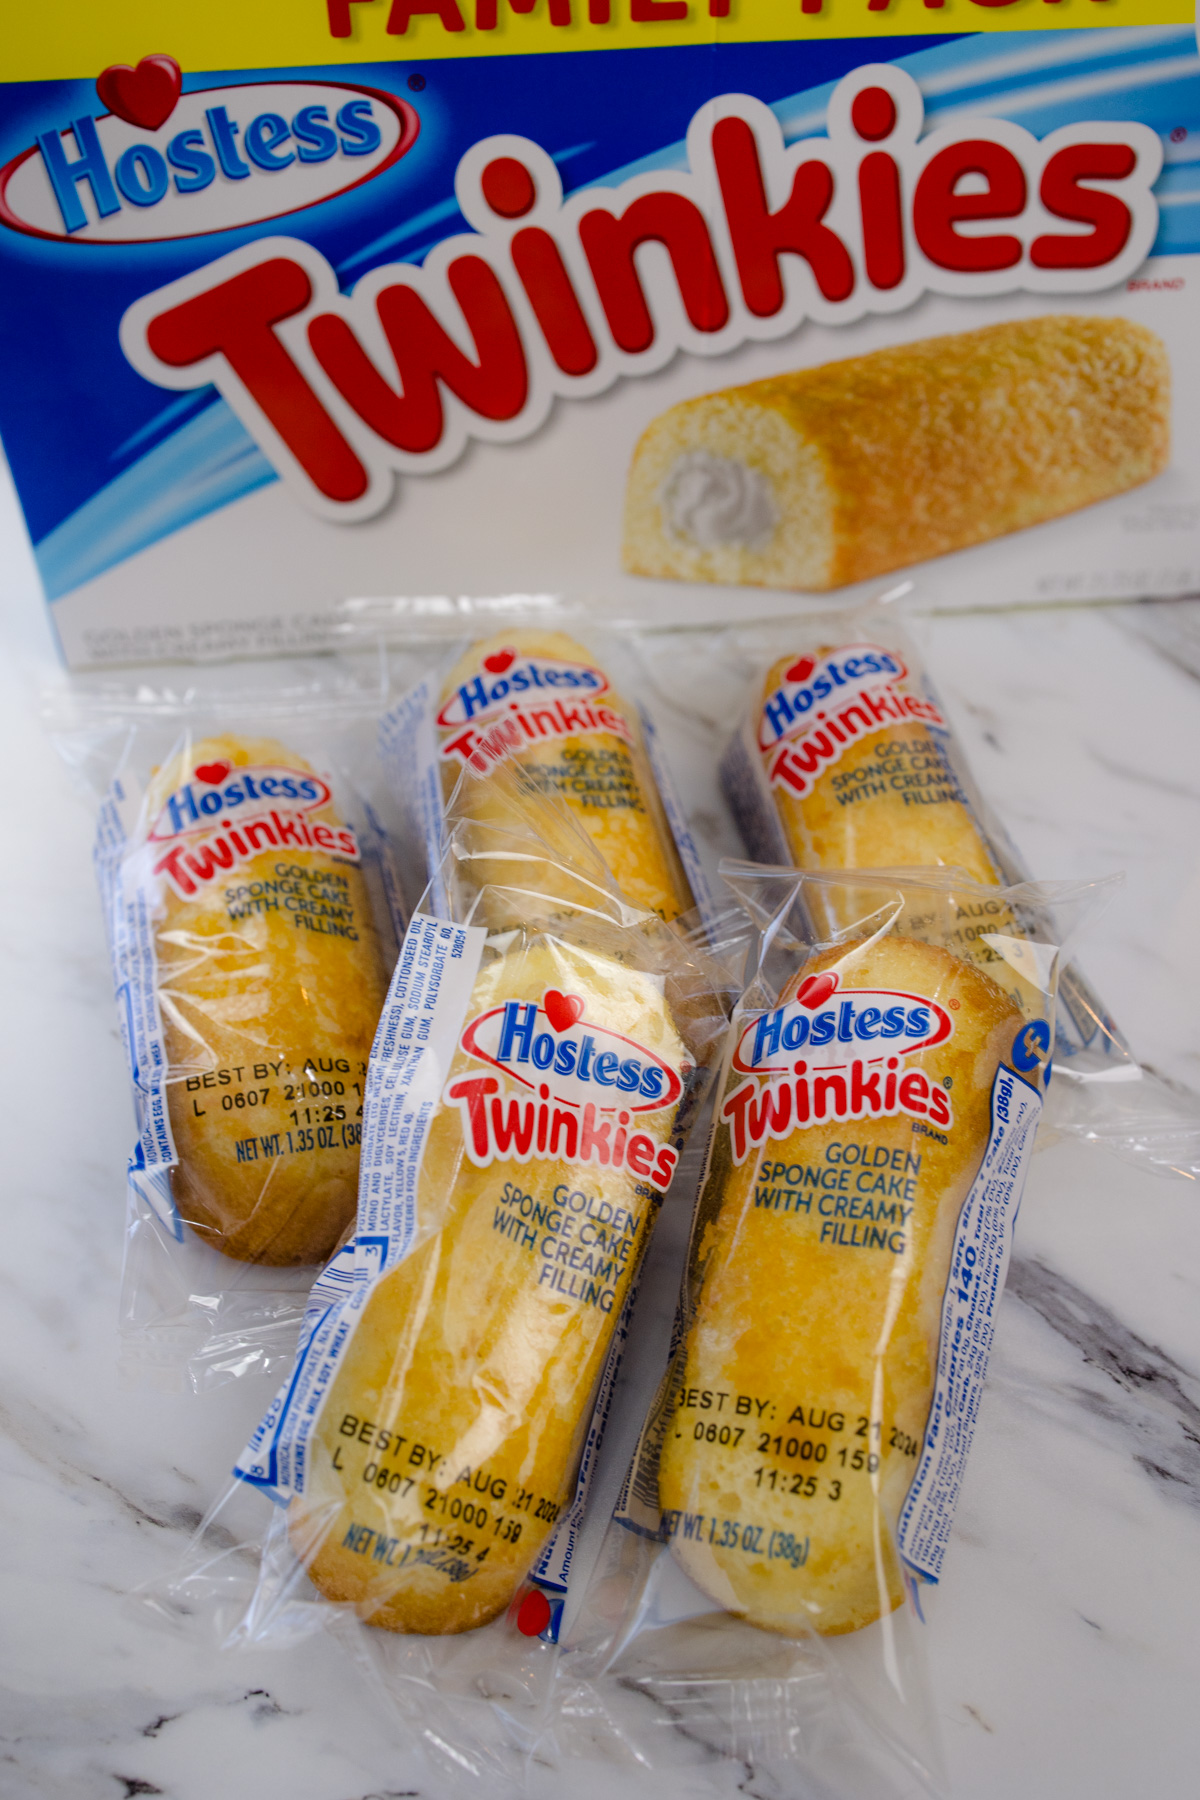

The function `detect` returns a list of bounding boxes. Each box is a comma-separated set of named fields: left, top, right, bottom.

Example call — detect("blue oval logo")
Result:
left=0, top=74, right=419, bottom=245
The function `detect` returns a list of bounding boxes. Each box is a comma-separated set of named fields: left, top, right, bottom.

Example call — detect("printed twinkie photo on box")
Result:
left=0, top=1, right=1197, bottom=665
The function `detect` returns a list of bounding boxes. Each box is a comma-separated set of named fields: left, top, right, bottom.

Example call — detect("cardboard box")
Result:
left=1, top=2, right=1197, bottom=665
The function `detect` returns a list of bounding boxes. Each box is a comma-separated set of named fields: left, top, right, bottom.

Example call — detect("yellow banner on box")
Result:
left=1, top=0, right=1194, bottom=83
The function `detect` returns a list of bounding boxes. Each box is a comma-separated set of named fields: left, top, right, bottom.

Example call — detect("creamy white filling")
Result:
left=659, top=452, right=778, bottom=553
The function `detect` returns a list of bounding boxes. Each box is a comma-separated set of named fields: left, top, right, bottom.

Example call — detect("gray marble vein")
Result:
left=1006, top=1256, right=1200, bottom=1506
left=1115, top=598, right=1200, bottom=684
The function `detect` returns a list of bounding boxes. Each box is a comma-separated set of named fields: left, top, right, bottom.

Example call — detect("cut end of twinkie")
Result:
left=623, top=316, right=1171, bottom=592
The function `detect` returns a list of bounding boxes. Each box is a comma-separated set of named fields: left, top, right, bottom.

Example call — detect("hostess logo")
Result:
left=723, top=969, right=955, bottom=1162
left=437, top=649, right=608, bottom=731
left=733, top=971, right=952, bottom=1073
left=463, top=990, right=682, bottom=1109
left=758, top=643, right=947, bottom=799
left=445, top=987, right=685, bottom=1186
left=0, top=56, right=418, bottom=245
left=149, top=760, right=330, bottom=840
left=436, top=648, right=628, bottom=771
left=146, top=760, right=359, bottom=901
left=758, top=645, right=908, bottom=751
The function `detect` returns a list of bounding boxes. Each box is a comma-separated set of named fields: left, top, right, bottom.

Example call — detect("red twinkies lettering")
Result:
left=308, top=254, right=527, bottom=453
left=445, top=1075, right=679, bottom=1186
left=152, top=810, right=360, bottom=899
left=757, top=647, right=947, bottom=796
left=119, top=68, right=1160, bottom=520
left=441, top=695, right=632, bottom=769
left=713, top=113, right=853, bottom=310
left=766, top=680, right=945, bottom=798
left=143, top=259, right=371, bottom=506
left=722, top=1058, right=953, bottom=1164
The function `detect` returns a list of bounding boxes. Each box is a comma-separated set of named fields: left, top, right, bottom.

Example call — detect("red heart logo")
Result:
left=194, top=760, right=231, bottom=785
left=96, top=55, right=182, bottom=132
left=796, top=971, right=839, bottom=1010
left=785, top=656, right=816, bottom=685
left=483, top=649, right=517, bottom=675
left=543, top=989, right=584, bottom=1033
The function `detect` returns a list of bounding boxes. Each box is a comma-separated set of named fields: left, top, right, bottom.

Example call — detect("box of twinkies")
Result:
left=1, top=2, right=1196, bottom=664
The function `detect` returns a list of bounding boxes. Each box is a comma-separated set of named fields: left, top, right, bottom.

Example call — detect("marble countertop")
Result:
left=2, top=451, right=1199, bottom=1799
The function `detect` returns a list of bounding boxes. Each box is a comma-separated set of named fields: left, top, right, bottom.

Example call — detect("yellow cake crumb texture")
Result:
left=624, top=316, right=1169, bottom=591
left=660, top=934, right=1025, bottom=1636
left=146, top=733, right=387, bottom=1266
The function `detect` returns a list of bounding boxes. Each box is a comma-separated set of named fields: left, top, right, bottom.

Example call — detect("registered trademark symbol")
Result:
left=1171, top=126, right=1187, bottom=143
left=408, top=73, right=426, bottom=91
left=948, top=998, right=960, bottom=1010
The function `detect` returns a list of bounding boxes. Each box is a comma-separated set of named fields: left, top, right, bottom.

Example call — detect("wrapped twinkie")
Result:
left=724, top=631, right=998, bottom=885
left=558, top=865, right=1104, bottom=1795
left=623, top=317, right=1169, bottom=591
left=717, top=603, right=1200, bottom=1180
left=121, top=734, right=391, bottom=1265
left=235, top=759, right=729, bottom=1639
left=660, top=929, right=1022, bottom=1635
left=722, top=614, right=1014, bottom=975
left=382, top=624, right=708, bottom=927
left=719, top=611, right=1031, bottom=1000
left=66, top=658, right=405, bottom=1386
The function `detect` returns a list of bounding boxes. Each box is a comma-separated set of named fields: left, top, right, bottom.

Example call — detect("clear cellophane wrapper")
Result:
left=45, top=651, right=418, bottom=1390
left=342, top=593, right=720, bottom=936
left=343, top=590, right=1200, bottom=1184
left=137, top=756, right=734, bottom=1792
left=616, top=591, right=1199, bottom=1185
left=547, top=863, right=1112, bottom=1800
